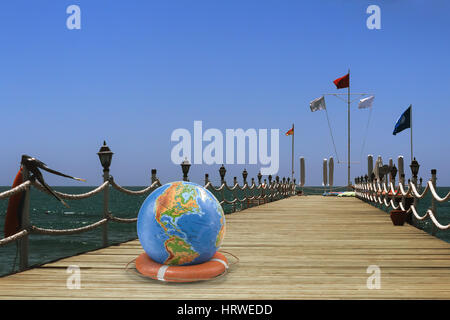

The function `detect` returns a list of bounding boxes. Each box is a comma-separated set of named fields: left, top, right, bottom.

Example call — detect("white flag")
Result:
left=358, top=95, right=374, bottom=109
left=310, top=96, right=326, bottom=112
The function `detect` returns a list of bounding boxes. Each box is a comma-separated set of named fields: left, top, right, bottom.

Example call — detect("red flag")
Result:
left=285, top=126, right=294, bottom=136
left=333, top=73, right=349, bottom=89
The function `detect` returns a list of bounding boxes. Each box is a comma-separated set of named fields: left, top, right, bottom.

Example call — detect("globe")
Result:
left=137, top=181, right=226, bottom=266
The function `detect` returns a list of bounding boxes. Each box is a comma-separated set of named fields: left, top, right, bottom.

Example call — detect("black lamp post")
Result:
left=370, top=172, right=375, bottom=183
left=242, top=169, right=248, bottom=185
left=181, top=158, right=191, bottom=181
left=97, top=141, right=113, bottom=173
left=219, top=165, right=226, bottom=184
left=257, top=171, right=262, bottom=185
left=410, top=158, right=420, bottom=184
left=268, top=175, right=272, bottom=185
left=390, top=165, right=398, bottom=185
left=97, top=140, right=113, bottom=247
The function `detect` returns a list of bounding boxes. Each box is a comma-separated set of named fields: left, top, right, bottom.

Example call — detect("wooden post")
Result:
left=19, top=166, right=31, bottom=271
left=367, top=155, right=373, bottom=180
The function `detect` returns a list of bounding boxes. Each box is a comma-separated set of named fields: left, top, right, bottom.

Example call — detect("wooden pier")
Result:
left=0, top=195, right=449, bottom=299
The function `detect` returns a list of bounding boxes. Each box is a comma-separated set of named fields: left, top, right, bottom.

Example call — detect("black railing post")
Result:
left=242, top=169, right=248, bottom=185
left=151, top=169, right=157, bottom=184
left=97, top=141, right=113, bottom=248
left=181, top=158, right=191, bottom=182
left=219, top=165, right=226, bottom=185
left=431, top=169, right=437, bottom=236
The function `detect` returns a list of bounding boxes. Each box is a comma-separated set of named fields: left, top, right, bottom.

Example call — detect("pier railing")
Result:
left=0, top=142, right=295, bottom=273
left=353, top=156, right=450, bottom=234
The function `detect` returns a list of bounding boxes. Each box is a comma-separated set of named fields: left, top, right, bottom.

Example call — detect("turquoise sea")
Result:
left=0, top=185, right=449, bottom=277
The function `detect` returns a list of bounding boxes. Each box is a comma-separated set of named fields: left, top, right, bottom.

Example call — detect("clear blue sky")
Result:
left=0, top=0, right=449, bottom=186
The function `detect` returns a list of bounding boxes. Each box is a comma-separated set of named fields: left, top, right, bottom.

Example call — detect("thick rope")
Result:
left=355, top=182, right=450, bottom=231
left=31, top=219, right=108, bottom=235
left=428, top=181, right=450, bottom=202
left=0, top=229, right=29, bottom=246
left=409, top=206, right=450, bottom=230
left=32, top=180, right=109, bottom=199
left=410, top=183, right=429, bottom=199
left=0, top=181, right=31, bottom=199
left=109, top=178, right=161, bottom=195
left=107, top=214, right=137, bottom=223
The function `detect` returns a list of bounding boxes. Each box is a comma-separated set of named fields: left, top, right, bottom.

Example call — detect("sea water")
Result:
left=0, top=186, right=449, bottom=277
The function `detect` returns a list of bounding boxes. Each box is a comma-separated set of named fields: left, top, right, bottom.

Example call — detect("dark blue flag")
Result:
left=393, top=105, right=411, bottom=135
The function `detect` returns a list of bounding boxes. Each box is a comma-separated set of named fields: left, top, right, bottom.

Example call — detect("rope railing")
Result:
left=0, top=229, right=29, bottom=247
left=109, top=177, right=161, bottom=195
left=0, top=179, right=154, bottom=246
left=0, top=157, right=297, bottom=274
left=354, top=170, right=450, bottom=231
left=205, top=179, right=296, bottom=212
left=30, top=219, right=108, bottom=235
left=0, top=181, right=31, bottom=199
left=32, top=180, right=109, bottom=199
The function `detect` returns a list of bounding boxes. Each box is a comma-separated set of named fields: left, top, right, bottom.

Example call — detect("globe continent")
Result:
left=137, top=181, right=226, bottom=266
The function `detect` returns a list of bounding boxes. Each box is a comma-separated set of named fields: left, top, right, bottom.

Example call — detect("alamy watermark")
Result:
left=171, top=121, right=279, bottom=175
left=366, top=5, right=381, bottom=30
left=66, top=5, right=81, bottom=30
left=366, top=265, right=381, bottom=289
left=66, top=265, right=81, bottom=289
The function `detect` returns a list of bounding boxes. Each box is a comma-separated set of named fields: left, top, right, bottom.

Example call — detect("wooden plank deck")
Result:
left=0, top=195, right=449, bottom=299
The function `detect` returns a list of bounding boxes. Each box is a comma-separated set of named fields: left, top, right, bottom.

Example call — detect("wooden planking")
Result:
left=0, top=195, right=449, bottom=299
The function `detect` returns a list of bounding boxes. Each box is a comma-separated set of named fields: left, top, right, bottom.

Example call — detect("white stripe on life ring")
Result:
left=211, top=258, right=228, bottom=269
left=157, top=265, right=169, bottom=281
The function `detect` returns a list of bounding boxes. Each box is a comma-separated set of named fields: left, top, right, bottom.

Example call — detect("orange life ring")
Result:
left=135, top=251, right=228, bottom=283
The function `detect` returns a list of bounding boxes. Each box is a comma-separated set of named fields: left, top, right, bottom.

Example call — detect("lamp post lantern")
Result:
left=97, top=141, right=113, bottom=173
left=410, top=157, right=420, bottom=186
left=219, top=165, right=226, bottom=184
left=242, top=169, right=248, bottom=185
left=181, top=158, right=191, bottom=181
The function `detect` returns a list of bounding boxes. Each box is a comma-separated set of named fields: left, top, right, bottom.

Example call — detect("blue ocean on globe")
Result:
left=137, top=181, right=226, bottom=266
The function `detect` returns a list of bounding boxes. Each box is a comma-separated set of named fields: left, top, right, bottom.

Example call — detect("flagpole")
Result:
left=292, top=123, right=294, bottom=182
left=347, top=68, right=351, bottom=188
left=410, top=104, right=413, bottom=162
